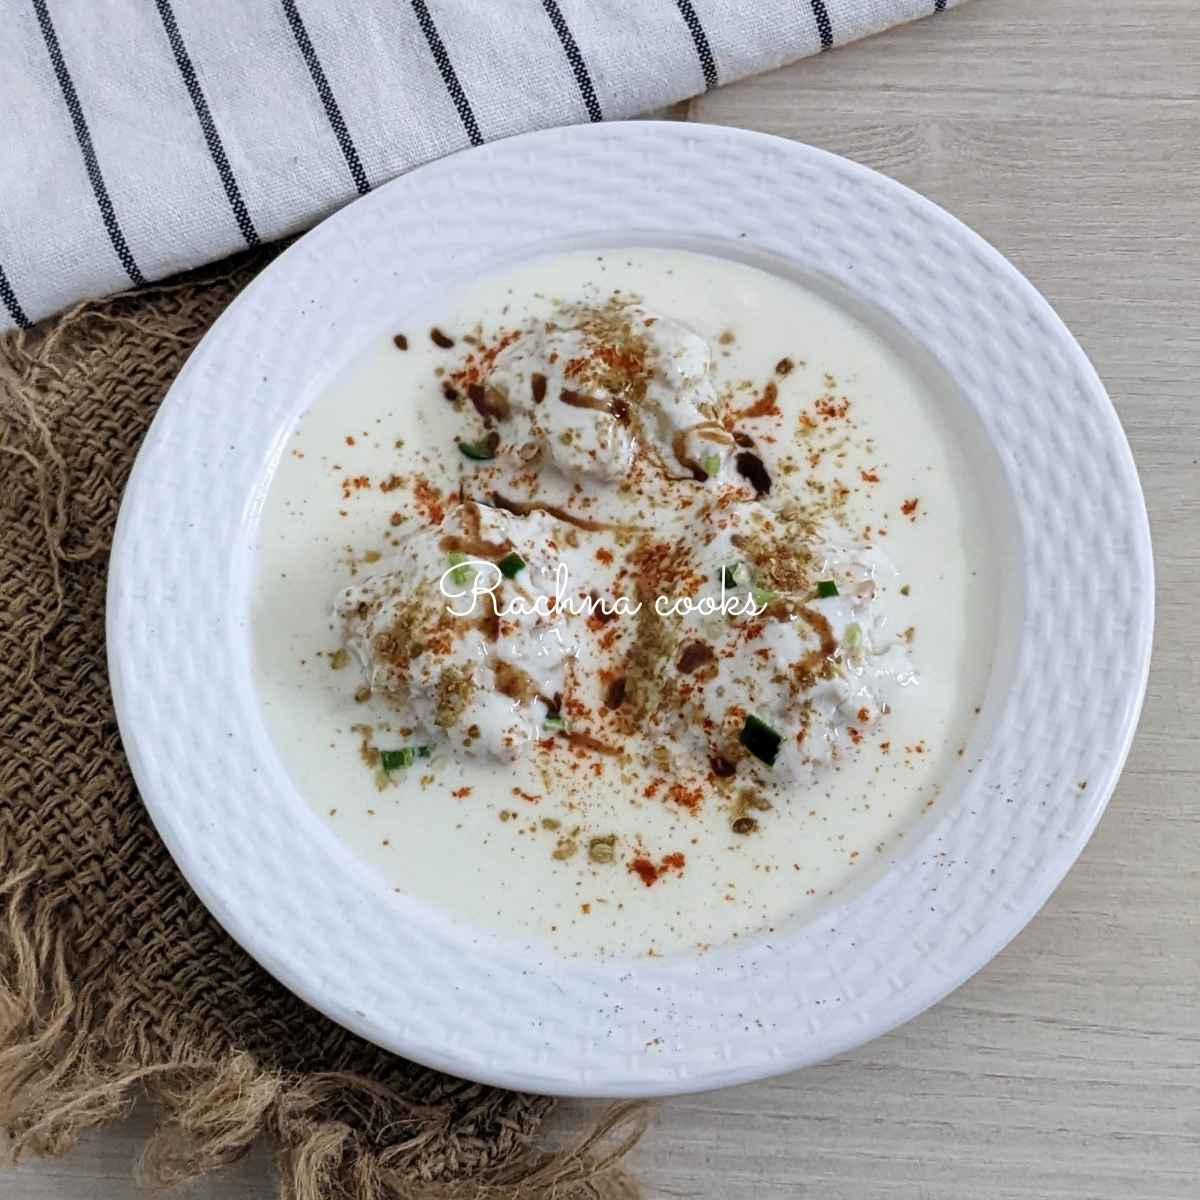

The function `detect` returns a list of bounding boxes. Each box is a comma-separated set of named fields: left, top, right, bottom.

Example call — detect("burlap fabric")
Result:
left=0, top=252, right=643, bottom=1199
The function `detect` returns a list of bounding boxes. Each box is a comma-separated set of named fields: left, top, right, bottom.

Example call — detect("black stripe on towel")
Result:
left=155, top=0, right=259, bottom=246
left=674, top=1, right=718, bottom=90
left=281, top=0, right=371, bottom=194
left=411, top=0, right=483, bottom=146
left=32, top=0, right=146, bottom=285
left=810, top=0, right=834, bottom=50
left=0, top=263, right=32, bottom=330
left=541, top=0, right=602, bottom=122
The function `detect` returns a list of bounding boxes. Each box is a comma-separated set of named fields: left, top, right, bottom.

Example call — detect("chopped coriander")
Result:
left=719, top=563, right=741, bottom=589
left=416, top=745, right=432, bottom=759
left=739, top=715, right=781, bottom=767
left=701, top=452, right=721, bottom=478
left=498, top=551, right=525, bottom=578
left=816, top=579, right=839, bottom=598
left=380, top=747, right=415, bottom=771
left=447, top=551, right=471, bottom=586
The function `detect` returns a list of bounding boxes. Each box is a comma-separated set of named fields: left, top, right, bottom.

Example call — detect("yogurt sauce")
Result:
left=251, top=247, right=997, bottom=959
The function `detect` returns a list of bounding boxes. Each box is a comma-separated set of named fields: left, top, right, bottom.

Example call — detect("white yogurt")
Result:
left=251, top=248, right=997, bottom=959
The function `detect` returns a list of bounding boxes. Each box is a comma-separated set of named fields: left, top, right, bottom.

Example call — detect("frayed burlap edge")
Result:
left=0, top=852, right=646, bottom=1200
left=0, top=262, right=647, bottom=1200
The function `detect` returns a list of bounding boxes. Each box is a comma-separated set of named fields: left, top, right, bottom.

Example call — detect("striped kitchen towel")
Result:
left=0, top=0, right=969, bottom=333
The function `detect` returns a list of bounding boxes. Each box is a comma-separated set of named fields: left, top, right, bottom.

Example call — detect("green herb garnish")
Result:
left=719, top=563, right=741, bottom=589
left=739, top=714, right=782, bottom=767
left=751, top=586, right=777, bottom=607
left=380, top=744, right=433, bottom=772
left=701, top=452, right=721, bottom=478
left=447, top=551, right=471, bottom=586
left=544, top=711, right=564, bottom=730
left=380, top=747, right=415, bottom=771
left=457, top=433, right=498, bottom=461
left=498, top=551, right=525, bottom=578
left=816, top=579, right=839, bottom=598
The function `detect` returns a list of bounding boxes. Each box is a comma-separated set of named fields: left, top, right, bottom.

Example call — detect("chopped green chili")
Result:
left=498, top=551, right=525, bottom=578
left=380, top=745, right=432, bottom=772
left=816, top=579, right=839, bottom=598
left=380, top=747, right=415, bottom=771
left=457, top=432, right=499, bottom=461
left=701, top=452, right=721, bottom=478
left=739, top=714, right=781, bottom=767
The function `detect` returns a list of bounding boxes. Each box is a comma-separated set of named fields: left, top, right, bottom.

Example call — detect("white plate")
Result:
left=108, top=122, right=1153, bottom=1097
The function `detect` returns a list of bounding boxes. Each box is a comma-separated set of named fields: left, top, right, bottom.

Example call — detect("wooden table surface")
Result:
left=4, top=1, right=1197, bottom=1196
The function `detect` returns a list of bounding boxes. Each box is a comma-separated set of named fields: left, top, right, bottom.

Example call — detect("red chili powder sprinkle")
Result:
left=735, top=381, right=781, bottom=420
left=448, top=329, right=521, bottom=390
left=666, top=783, right=703, bottom=812
left=901, top=497, right=919, bottom=518
left=412, top=476, right=446, bottom=525
left=340, top=475, right=371, bottom=499
left=815, top=395, right=850, bottom=420
left=630, top=858, right=659, bottom=886
left=564, top=341, right=643, bottom=385
left=629, top=852, right=686, bottom=887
